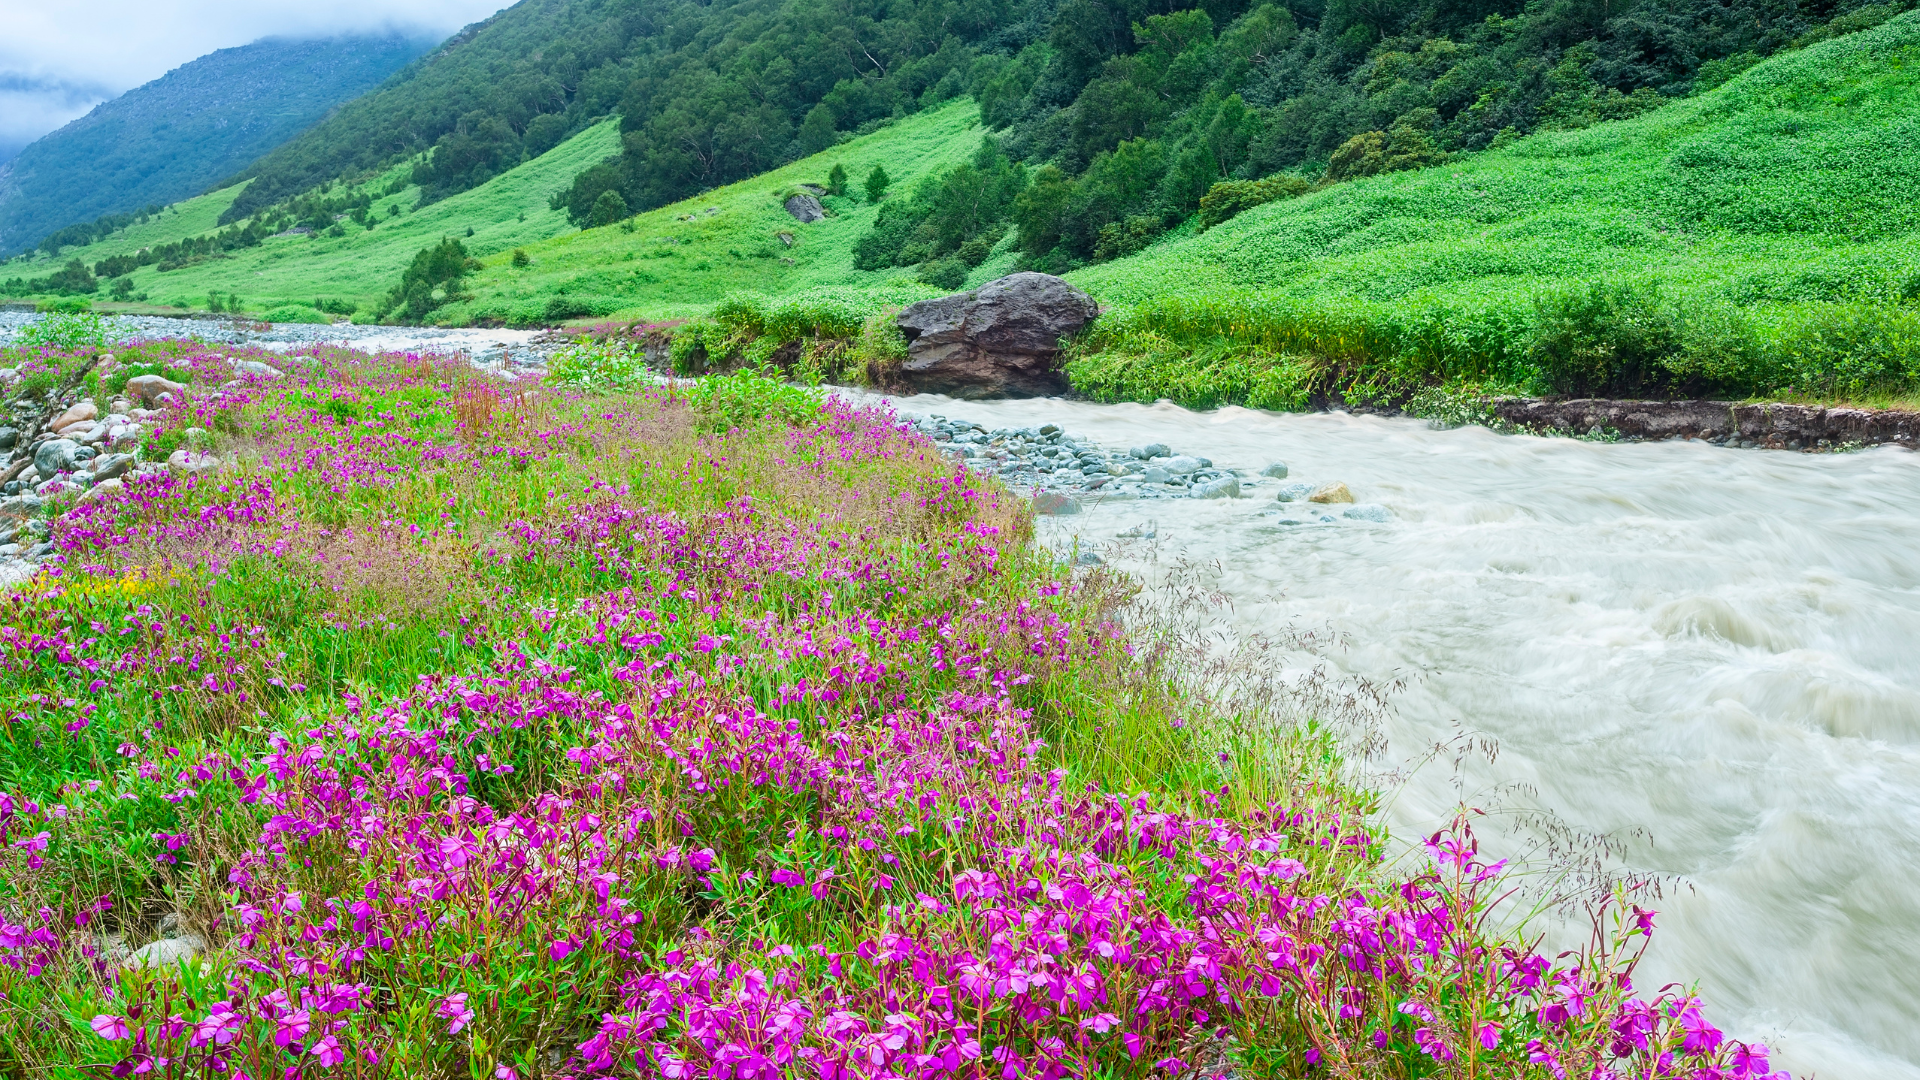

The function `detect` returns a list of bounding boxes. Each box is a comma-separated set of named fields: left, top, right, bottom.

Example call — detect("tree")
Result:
left=378, top=237, right=483, bottom=322
left=865, top=165, right=892, bottom=203
left=511, top=248, right=531, bottom=268
left=827, top=163, right=848, bottom=196
left=589, top=190, right=630, bottom=228
left=795, top=104, right=839, bottom=158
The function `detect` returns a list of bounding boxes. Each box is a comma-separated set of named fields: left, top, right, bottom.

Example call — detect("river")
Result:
left=876, top=392, right=1920, bottom=1080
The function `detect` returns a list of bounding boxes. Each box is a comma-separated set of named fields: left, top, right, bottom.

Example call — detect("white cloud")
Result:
left=0, top=0, right=509, bottom=152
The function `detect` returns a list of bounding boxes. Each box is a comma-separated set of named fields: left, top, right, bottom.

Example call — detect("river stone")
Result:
left=1274, top=482, right=1316, bottom=502
left=1032, top=491, right=1082, bottom=516
left=1308, top=481, right=1354, bottom=504
left=783, top=194, right=826, bottom=223
left=1164, top=455, right=1202, bottom=476
left=894, top=273, right=1100, bottom=398
left=50, top=400, right=97, bottom=432
left=1260, top=461, right=1289, bottom=478
left=1130, top=442, right=1170, bottom=459
left=126, top=374, right=187, bottom=406
left=1192, top=476, right=1241, bottom=499
left=124, top=932, right=206, bottom=970
left=234, top=360, right=284, bottom=379
left=83, top=477, right=125, bottom=501
left=91, top=453, right=134, bottom=482
left=1142, top=465, right=1171, bottom=483
left=1343, top=504, right=1393, bottom=522
left=34, top=439, right=79, bottom=476
left=0, top=427, right=16, bottom=449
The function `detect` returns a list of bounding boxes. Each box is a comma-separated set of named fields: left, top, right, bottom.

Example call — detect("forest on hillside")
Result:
left=825, top=0, right=1917, bottom=276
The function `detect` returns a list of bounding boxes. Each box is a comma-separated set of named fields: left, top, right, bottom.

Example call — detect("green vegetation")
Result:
left=0, top=121, right=623, bottom=318
left=224, top=0, right=1024, bottom=229
left=0, top=34, right=429, bottom=257
left=1064, top=13, right=1920, bottom=404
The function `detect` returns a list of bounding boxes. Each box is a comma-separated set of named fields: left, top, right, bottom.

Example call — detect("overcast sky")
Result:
left=0, top=0, right=510, bottom=162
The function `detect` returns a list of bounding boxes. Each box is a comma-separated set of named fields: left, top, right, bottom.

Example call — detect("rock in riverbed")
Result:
left=893, top=273, right=1100, bottom=398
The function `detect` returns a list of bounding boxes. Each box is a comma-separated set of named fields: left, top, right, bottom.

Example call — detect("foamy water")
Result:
left=875, top=393, right=1920, bottom=1080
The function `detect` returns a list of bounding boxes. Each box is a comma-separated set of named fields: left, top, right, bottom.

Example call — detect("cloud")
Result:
left=0, top=0, right=507, bottom=151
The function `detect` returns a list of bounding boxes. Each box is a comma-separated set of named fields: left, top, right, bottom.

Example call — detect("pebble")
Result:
left=1260, top=462, right=1289, bottom=478
left=1308, top=481, right=1354, bottom=504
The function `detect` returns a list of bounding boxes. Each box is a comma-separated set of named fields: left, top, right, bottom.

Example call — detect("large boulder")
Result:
left=125, top=374, right=187, bottom=406
left=894, top=273, right=1099, bottom=398
left=783, top=194, right=826, bottom=223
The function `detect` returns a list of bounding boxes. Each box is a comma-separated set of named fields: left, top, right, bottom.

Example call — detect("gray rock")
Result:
left=894, top=273, right=1100, bottom=398
left=1259, top=462, right=1289, bottom=478
left=83, top=478, right=124, bottom=500
left=0, top=427, right=14, bottom=449
left=0, top=544, right=19, bottom=557
left=1274, top=482, right=1316, bottom=502
left=1191, top=476, right=1241, bottom=499
left=1343, top=504, right=1394, bottom=522
left=1130, top=443, right=1170, bottom=459
left=124, top=933, right=206, bottom=970
left=1164, top=456, right=1202, bottom=476
left=1142, top=466, right=1171, bottom=484
left=783, top=194, right=827, bottom=223
left=33, top=439, right=79, bottom=476
left=27, top=542, right=54, bottom=559
left=1032, top=491, right=1082, bottom=516
left=91, top=453, right=134, bottom=482
left=233, top=360, right=284, bottom=379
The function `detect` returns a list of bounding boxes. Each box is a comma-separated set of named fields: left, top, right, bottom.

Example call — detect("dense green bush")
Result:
left=1198, top=175, right=1308, bottom=229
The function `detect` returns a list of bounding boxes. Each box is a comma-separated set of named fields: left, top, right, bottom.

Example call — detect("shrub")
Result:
left=544, top=295, right=595, bottom=321
left=588, top=190, right=630, bottom=228
left=510, top=247, right=531, bottom=268
left=17, top=311, right=109, bottom=354
left=1325, top=118, right=1450, bottom=182
left=1198, top=175, right=1310, bottom=230
left=917, top=256, right=967, bottom=290
left=865, top=164, right=891, bottom=202
left=827, top=162, right=848, bottom=196
left=1528, top=279, right=1684, bottom=396
left=263, top=304, right=331, bottom=324
left=549, top=337, right=650, bottom=389
left=683, top=366, right=824, bottom=432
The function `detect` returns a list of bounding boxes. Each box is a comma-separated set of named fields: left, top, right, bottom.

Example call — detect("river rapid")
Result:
left=876, top=392, right=1920, bottom=1080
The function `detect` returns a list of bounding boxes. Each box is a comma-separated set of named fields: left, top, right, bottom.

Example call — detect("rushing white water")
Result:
left=878, top=393, right=1920, bottom=1080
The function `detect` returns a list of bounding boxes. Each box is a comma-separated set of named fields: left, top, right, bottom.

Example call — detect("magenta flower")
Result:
left=90, top=1014, right=130, bottom=1041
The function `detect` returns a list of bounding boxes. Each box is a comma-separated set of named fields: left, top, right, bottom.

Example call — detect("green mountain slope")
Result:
left=217, top=0, right=1020, bottom=227
left=448, top=102, right=999, bottom=326
left=1, top=121, right=623, bottom=316
left=0, top=35, right=431, bottom=257
left=1056, top=12, right=1920, bottom=404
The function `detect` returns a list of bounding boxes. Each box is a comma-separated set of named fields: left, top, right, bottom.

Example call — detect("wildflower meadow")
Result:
left=0, top=339, right=1780, bottom=1080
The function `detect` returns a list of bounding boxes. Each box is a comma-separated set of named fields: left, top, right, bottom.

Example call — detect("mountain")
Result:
left=0, top=33, right=434, bottom=256
left=212, top=0, right=1028, bottom=227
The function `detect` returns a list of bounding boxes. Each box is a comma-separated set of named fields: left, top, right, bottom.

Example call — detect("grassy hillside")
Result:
left=2, top=121, right=623, bottom=318
left=1055, top=12, right=1920, bottom=406
left=449, top=101, right=1002, bottom=326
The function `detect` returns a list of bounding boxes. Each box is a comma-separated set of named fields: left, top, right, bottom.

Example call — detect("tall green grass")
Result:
left=1065, top=13, right=1920, bottom=406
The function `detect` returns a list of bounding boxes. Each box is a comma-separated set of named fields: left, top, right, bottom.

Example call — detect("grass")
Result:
left=0, top=104, right=1007, bottom=328
left=444, top=101, right=1012, bottom=327
left=0, top=121, right=623, bottom=319
left=0, top=333, right=1770, bottom=1080
left=1061, top=13, right=1920, bottom=406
